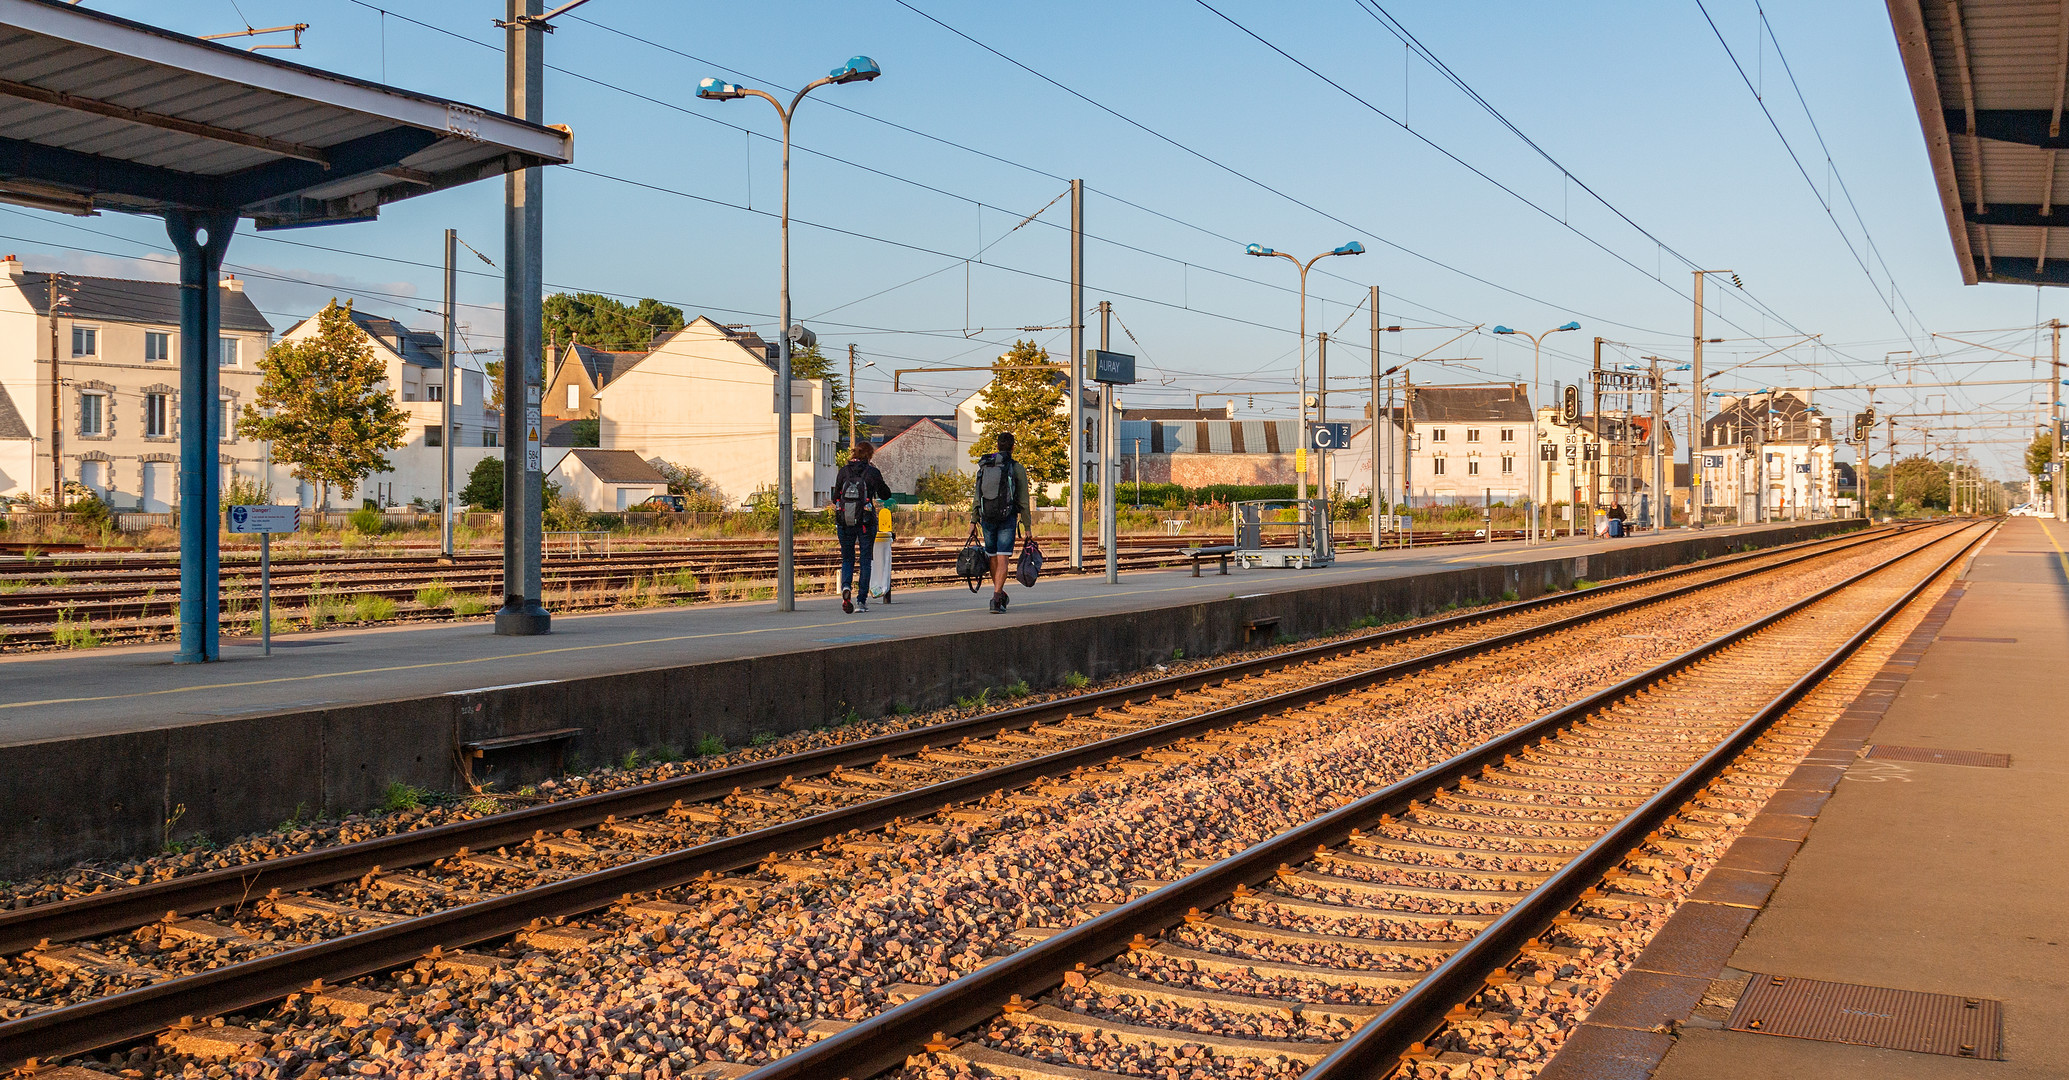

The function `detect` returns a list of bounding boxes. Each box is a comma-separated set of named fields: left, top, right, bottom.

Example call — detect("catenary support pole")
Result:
left=1691, top=271, right=1705, bottom=527
left=1370, top=286, right=1382, bottom=549
left=1100, top=301, right=1117, bottom=584
left=2054, top=319, right=2064, bottom=521
left=1068, top=180, right=1084, bottom=570
left=847, top=343, right=858, bottom=448
left=47, top=277, right=59, bottom=508
left=260, top=531, right=271, bottom=657
left=1317, top=330, right=1329, bottom=542
left=167, top=209, right=237, bottom=663
left=442, top=228, right=457, bottom=559
left=497, top=0, right=550, bottom=635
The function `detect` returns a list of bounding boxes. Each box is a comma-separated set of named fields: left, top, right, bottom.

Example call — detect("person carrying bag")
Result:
left=832, top=442, right=893, bottom=613
left=969, top=431, right=1033, bottom=614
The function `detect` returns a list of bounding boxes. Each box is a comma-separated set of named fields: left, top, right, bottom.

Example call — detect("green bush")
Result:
left=347, top=506, right=386, bottom=534
left=460, top=457, right=503, bottom=510
left=913, top=467, right=974, bottom=505
left=352, top=594, right=397, bottom=621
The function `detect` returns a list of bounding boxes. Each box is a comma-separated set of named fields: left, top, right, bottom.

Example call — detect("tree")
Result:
left=2028, top=432, right=2056, bottom=498
left=969, top=339, right=1068, bottom=484
left=787, top=343, right=855, bottom=458
left=543, top=292, right=685, bottom=352
left=460, top=456, right=503, bottom=510
left=646, top=459, right=728, bottom=511
left=1884, top=455, right=1951, bottom=510
left=914, top=466, right=973, bottom=505
left=237, top=300, right=408, bottom=508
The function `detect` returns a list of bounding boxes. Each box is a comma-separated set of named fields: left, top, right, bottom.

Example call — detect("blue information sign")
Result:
left=1311, top=422, right=1352, bottom=450
left=1087, top=349, right=1135, bottom=385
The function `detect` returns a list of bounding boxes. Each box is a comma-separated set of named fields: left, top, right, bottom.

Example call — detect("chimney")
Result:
left=218, top=273, right=243, bottom=292
left=0, top=254, right=19, bottom=278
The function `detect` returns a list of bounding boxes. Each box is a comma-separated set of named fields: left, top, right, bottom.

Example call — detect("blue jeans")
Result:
left=981, top=519, right=1017, bottom=557
left=837, top=522, right=877, bottom=597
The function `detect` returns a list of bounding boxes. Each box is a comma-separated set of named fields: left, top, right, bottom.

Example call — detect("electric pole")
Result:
left=2054, top=319, right=2064, bottom=520
left=48, top=274, right=61, bottom=508
left=847, top=343, right=858, bottom=448
left=1068, top=179, right=1084, bottom=569
left=442, top=229, right=457, bottom=558
left=1369, top=285, right=1381, bottom=548
left=1099, top=300, right=1117, bottom=584
left=496, top=0, right=550, bottom=635
left=1317, top=330, right=1329, bottom=524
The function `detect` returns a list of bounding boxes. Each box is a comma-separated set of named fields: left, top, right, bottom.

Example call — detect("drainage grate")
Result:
left=1727, top=974, right=2001, bottom=1059
left=1866, top=745, right=2011, bottom=768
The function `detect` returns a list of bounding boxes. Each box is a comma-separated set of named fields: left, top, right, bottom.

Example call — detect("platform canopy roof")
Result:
left=0, top=0, right=572, bottom=229
left=1890, top=0, right=2069, bottom=286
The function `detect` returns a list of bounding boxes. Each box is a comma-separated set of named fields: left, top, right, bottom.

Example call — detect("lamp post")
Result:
left=1244, top=241, right=1364, bottom=520
left=700, top=56, right=881, bottom=612
left=1491, top=321, right=1580, bottom=544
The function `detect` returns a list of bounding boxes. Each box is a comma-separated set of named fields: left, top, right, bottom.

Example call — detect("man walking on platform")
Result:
left=970, top=431, right=1032, bottom=614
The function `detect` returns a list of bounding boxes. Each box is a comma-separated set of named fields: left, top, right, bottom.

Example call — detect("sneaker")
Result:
left=998, top=589, right=1010, bottom=609
left=856, top=599, right=868, bottom=612
left=841, top=588, right=853, bottom=614
left=988, top=592, right=1004, bottom=614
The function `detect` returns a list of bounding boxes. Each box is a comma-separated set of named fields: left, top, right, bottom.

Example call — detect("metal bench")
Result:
left=1182, top=544, right=1236, bottom=576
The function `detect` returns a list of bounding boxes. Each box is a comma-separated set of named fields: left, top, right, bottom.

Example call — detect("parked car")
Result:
left=2009, top=503, right=2045, bottom=517
left=629, top=494, right=688, bottom=513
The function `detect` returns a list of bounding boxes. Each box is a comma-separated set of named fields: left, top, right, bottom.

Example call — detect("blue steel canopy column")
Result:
left=166, top=209, right=237, bottom=663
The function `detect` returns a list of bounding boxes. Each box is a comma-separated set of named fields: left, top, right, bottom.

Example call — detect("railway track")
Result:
left=0, top=522, right=1915, bottom=1072
left=746, top=520, right=1984, bottom=1080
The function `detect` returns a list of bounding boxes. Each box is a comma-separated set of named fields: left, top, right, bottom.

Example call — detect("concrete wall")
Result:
left=0, top=520, right=1862, bottom=877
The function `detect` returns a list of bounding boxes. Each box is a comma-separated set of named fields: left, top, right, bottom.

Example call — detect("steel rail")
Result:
left=0, top=523, right=1891, bottom=958
left=728, top=521, right=1978, bottom=1080
left=1302, top=521, right=1991, bottom=1079
left=0, top=527, right=1902, bottom=1067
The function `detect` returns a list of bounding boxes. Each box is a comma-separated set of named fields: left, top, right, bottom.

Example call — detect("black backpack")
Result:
left=976, top=453, right=1018, bottom=524
left=836, top=465, right=874, bottom=528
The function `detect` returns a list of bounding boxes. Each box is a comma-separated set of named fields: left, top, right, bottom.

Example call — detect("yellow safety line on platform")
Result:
left=0, top=561, right=1394, bottom=713
left=2039, top=517, right=2069, bottom=581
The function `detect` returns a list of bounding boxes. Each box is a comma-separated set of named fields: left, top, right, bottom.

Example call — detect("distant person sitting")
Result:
left=1606, top=500, right=1629, bottom=537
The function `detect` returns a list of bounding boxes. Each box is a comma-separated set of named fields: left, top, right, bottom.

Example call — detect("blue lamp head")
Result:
left=1492, top=325, right=1515, bottom=335
left=697, top=77, right=746, bottom=101
left=831, top=56, right=881, bottom=84
left=1333, top=240, right=1366, bottom=256
left=1621, top=364, right=1643, bottom=371
left=1245, top=243, right=1275, bottom=257
left=1557, top=321, right=1582, bottom=332
left=1674, top=363, right=1692, bottom=371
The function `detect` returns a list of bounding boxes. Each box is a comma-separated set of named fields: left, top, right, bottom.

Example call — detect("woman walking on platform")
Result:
left=833, top=442, right=893, bottom=613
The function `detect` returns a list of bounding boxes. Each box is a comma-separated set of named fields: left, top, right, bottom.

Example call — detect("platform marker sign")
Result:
left=1310, top=422, right=1351, bottom=450
left=229, top=505, right=300, bottom=657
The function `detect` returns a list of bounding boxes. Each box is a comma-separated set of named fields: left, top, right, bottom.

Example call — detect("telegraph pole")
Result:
left=1317, top=330, right=1329, bottom=519
left=1370, top=286, right=1382, bottom=548
left=1099, top=301, right=1117, bottom=584
left=1068, top=179, right=1084, bottom=569
left=847, top=343, right=858, bottom=447
left=496, top=0, right=550, bottom=635
left=48, top=275, right=61, bottom=508
left=2054, top=319, right=2064, bottom=520
left=442, top=229, right=457, bottom=558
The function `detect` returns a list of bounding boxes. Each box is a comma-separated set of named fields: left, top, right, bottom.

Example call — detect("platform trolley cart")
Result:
left=869, top=504, right=894, bottom=603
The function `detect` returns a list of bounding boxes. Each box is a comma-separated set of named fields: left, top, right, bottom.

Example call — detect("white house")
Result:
left=0, top=255, right=275, bottom=510
left=1696, top=391, right=1837, bottom=521
left=274, top=305, right=500, bottom=509
left=1338, top=384, right=1534, bottom=505
left=595, top=316, right=838, bottom=508
left=547, top=448, right=669, bottom=510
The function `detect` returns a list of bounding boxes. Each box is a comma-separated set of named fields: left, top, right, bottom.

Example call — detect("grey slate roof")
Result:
left=12, top=271, right=272, bottom=333
left=1408, top=385, right=1532, bottom=423
left=863, top=413, right=956, bottom=444
left=565, top=449, right=669, bottom=485
left=0, top=382, right=30, bottom=440
left=280, top=306, right=445, bottom=367
left=570, top=342, right=647, bottom=388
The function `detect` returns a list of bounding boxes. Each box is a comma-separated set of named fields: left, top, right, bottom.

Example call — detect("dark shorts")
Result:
left=981, top=520, right=1017, bottom=556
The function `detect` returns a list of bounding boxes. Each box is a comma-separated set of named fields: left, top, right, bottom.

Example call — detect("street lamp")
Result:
left=699, top=55, right=881, bottom=612
left=1492, top=320, right=1580, bottom=543
left=1244, top=240, right=1364, bottom=522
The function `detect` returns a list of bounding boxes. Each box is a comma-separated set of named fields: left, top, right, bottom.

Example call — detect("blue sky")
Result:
left=7, top=0, right=2058, bottom=475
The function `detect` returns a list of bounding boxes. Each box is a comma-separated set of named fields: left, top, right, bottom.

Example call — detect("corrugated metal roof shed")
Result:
left=0, top=0, right=571, bottom=226
left=1890, top=0, right=2069, bottom=284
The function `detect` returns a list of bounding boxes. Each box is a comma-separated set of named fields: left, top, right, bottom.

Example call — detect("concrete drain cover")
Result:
left=1727, top=973, right=2002, bottom=1059
left=1866, top=745, right=2011, bottom=768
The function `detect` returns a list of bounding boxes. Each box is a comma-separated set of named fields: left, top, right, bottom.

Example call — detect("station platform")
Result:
left=1545, top=516, right=2069, bottom=1080
left=0, top=519, right=1853, bottom=877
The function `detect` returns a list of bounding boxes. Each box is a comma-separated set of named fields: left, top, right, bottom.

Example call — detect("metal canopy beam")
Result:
left=1943, top=109, right=2069, bottom=149
left=1963, top=202, right=2069, bottom=227
left=0, top=75, right=330, bottom=164
left=1962, top=252, right=2069, bottom=286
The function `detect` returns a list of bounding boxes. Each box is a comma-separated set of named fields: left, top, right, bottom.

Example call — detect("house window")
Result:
left=1500, top=427, right=1514, bottom=443
left=425, top=424, right=443, bottom=448
left=145, top=331, right=172, bottom=362
left=1465, top=428, right=1481, bottom=442
left=795, top=436, right=813, bottom=463
left=567, top=384, right=580, bottom=411
left=483, top=429, right=498, bottom=447
left=145, top=392, right=169, bottom=438
left=1501, top=454, right=1515, bottom=475
left=1430, top=428, right=1447, bottom=442
left=218, top=337, right=239, bottom=367
left=1432, top=457, right=1447, bottom=476
left=427, top=384, right=443, bottom=402
left=1467, top=459, right=1481, bottom=476
left=72, top=326, right=97, bottom=357
left=78, top=391, right=104, bottom=435
left=218, top=397, right=233, bottom=443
